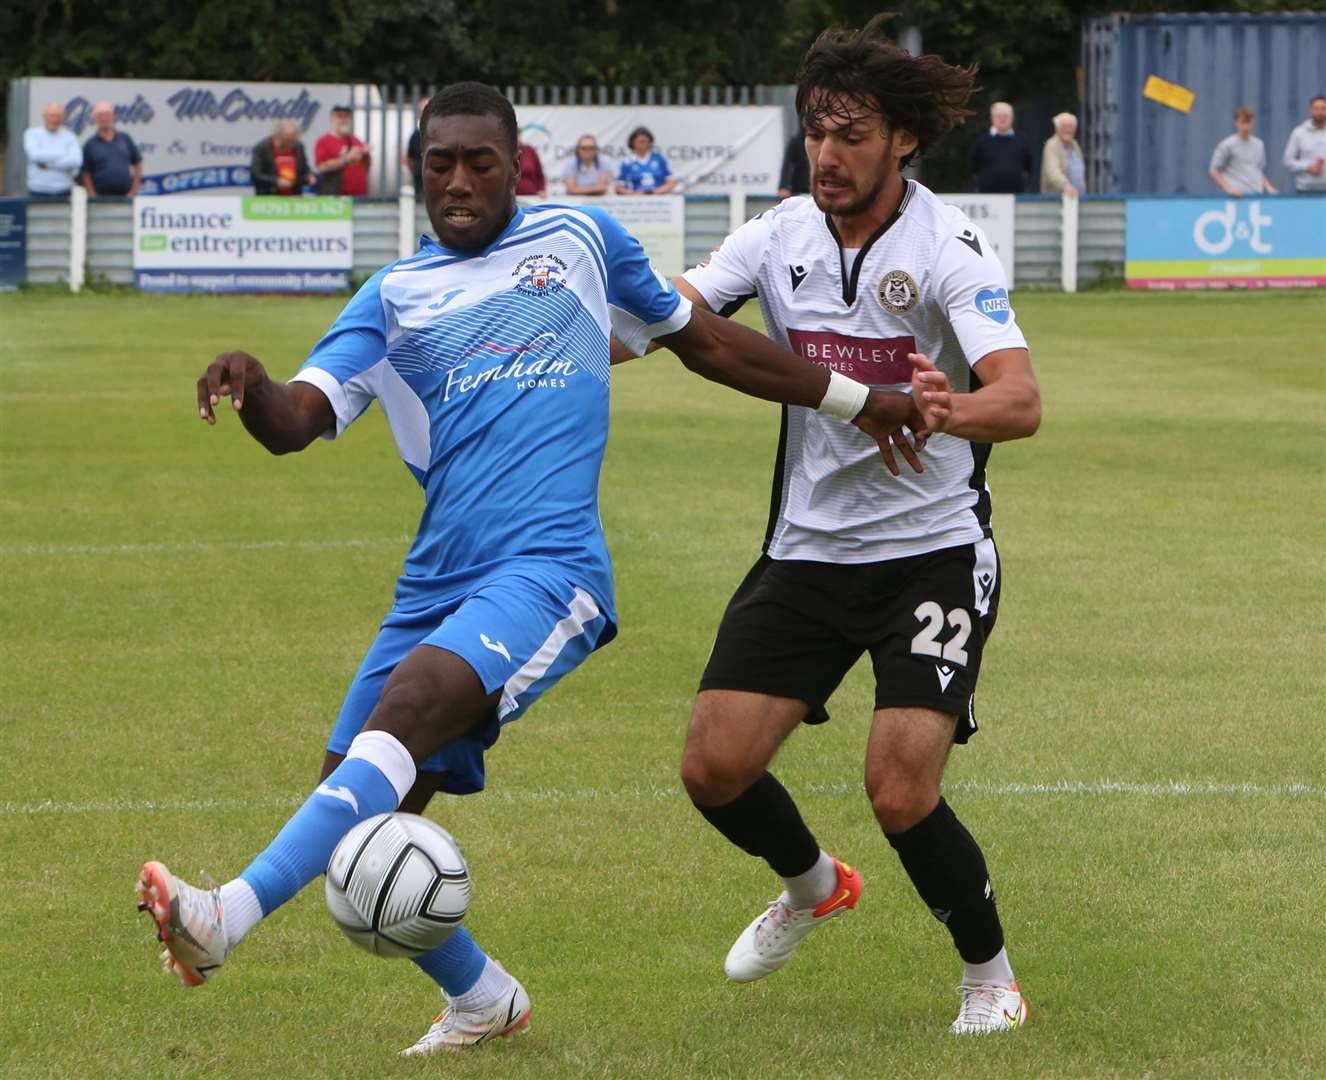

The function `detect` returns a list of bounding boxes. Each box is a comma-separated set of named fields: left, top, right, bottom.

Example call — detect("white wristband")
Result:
left=816, top=370, right=870, bottom=422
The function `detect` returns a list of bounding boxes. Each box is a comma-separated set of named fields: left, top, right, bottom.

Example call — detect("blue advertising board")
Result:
left=0, top=199, right=27, bottom=290
left=1125, top=196, right=1326, bottom=289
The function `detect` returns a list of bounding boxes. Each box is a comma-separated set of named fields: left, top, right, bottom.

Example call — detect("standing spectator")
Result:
left=969, top=102, right=1031, bottom=194
left=516, top=142, right=546, bottom=197
left=24, top=102, right=82, bottom=198
left=251, top=120, right=315, bottom=196
left=402, top=97, right=428, bottom=192
left=1282, top=95, right=1326, bottom=195
left=778, top=131, right=810, bottom=199
left=1040, top=112, right=1086, bottom=196
left=1209, top=107, right=1276, bottom=197
left=615, top=127, right=676, bottom=194
left=561, top=135, right=612, bottom=195
left=81, top=101, right=141, bottom=198
left=316, top=106, right=372, bottom=197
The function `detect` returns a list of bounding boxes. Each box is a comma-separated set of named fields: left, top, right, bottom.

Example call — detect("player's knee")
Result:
left=867, top=775, right=939, bottom=833
left=680, top=743, right=758, bottom=806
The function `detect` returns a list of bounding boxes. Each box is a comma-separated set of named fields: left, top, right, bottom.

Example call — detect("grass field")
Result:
left=1, top=286, right=1324, bottom=1079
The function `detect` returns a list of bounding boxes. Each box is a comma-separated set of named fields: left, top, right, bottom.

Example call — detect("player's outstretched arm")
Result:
left=197, top=350, right=335, bottom=455
left=909, top=349, right=1041, bottom=442
left=656, top=306, right=927, bottom=476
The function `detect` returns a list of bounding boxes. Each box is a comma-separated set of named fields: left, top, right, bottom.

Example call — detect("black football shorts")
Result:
left=698, top=540, right=1001, bottom=742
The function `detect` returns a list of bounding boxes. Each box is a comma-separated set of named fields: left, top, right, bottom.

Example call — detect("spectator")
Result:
left=1282, top=95, right=1326, bottom=195
left=516, top=142, right=546, bottom=197
left=316, top=106, right=372, bottom=197
left=777, top=131, right=810, bottom=199
left=251, top=121, right=315, bottom=196
left=81, top=100, right=141, bottom=198
left=615, top=127, right=676, bottom=194
left=1040, top=112, right=1086, bottom=196
left=969, top=101, right=1031, bottom=194
left=1209, top=106, right=1276, bottom=197
left=402, top=97, right=428, bottom=192
left=24, top=102, right=82, bottom=198
left=561, top=135, right=612, bottom=195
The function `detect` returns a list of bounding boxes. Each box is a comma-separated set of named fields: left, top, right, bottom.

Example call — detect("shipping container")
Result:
left=1083, top=12, right=1326, bottom=194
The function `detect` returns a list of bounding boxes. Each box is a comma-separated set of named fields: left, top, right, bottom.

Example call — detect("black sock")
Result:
left=693, top=772, right=820, bottom=878
left=885, top=798, right=1004, bottom=963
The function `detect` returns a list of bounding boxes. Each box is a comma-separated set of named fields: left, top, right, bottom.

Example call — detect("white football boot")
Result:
left=950, top=980, right=1029, bottom=1034
left=400, top=970, right=531, bottom=1055
left=136, top=860, right=229, bottom=987
left=724, top=857, right=862, bottom=983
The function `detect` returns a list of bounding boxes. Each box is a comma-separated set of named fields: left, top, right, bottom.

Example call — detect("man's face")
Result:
left=93, top=107, right=114, bottom=132
left=1235, top=115, right=1254, bottom=138
left=804, top=94, right=908, bottom=219
left=630, top=133, right=652, bottom=156
left=991, top=107, right=1013, bottom=134
left=274, top=124, right=296, bottom=150
left=331, top=111, right=353, bottom=136
left=1056, top=117, right=1077, bottom=141
left=1311, top=99, right=1326, bottom=126
left=422, top=112, right=518, bottom=251
left=43, top=105, right=64, bottom=132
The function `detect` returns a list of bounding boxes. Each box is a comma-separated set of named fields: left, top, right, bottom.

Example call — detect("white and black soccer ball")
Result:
left=325, top=812, right=471, bottom=957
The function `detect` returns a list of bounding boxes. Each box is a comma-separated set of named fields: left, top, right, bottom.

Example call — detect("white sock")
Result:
left=219, top=878, right=264, bottom=951
left=345, top=729, right=417, bottom=803
left=781, top=850, right=838, bottom=909
left=448, top=957, right=514, bottom=1011
left=963, top=946, right=1015, bottom=988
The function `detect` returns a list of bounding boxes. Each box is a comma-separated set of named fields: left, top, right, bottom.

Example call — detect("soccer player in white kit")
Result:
left=675, top=18, right=1042, bottom=1033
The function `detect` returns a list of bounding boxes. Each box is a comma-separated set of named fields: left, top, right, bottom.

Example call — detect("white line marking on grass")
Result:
left=0, top=536, right=411, bottom=558
left=2, top=778, right=1321, bottom=817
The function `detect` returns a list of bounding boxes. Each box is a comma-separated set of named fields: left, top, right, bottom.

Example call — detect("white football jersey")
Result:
left=683, top=181, right=1028, bottom=563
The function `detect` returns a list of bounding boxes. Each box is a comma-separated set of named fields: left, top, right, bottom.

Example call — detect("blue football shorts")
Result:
left=327, top=571, right=613, bottom=794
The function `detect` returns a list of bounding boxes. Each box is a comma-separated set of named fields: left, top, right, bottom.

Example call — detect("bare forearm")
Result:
left=942, top=377, right=1040, bottom=442
left=664, top=310, right=828, bottom=407
left=236, top=376, right=329, bottom=454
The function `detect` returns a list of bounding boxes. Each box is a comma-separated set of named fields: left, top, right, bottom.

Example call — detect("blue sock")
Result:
left=413, top=927, right=487, bottom=996
left=239, top=757, right=401, bottom=915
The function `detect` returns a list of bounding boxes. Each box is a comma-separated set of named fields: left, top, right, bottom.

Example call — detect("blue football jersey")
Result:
left=292, top=205, right=692, bottom=623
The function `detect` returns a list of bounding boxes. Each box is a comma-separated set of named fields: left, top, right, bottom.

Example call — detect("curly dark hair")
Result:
left=795, top=13, right=977, bottom=167
left=422, top=82, right=518, bottom=157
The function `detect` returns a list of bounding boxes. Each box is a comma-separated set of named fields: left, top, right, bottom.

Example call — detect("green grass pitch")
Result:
left=1, top=286, right=1323, bottom=1079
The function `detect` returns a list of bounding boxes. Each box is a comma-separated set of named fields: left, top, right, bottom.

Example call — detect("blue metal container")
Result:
left=1084, top=12, right=1326, bottom=194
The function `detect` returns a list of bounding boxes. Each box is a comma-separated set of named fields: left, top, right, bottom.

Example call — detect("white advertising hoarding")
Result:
left=515, top=106, right=785, bottom=197
left=25, top=77, right=352, bottom=195
left=937, top=194, right=1016, bottom=285
left=133, top=195, right=353, bottom=292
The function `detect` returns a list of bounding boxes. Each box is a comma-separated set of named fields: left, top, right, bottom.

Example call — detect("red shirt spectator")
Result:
left=516, top=143, right=546, bottom=196
left=315, top=106, right=372, bottom=196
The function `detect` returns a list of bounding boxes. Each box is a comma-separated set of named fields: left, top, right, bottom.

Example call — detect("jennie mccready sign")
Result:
left=133, top=195, right=352, bottom=293
left=22, top=77, right=351, bottom=195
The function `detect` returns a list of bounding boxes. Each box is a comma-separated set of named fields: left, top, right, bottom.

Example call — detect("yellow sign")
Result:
left=1143, top=75, right=1196, bottom=114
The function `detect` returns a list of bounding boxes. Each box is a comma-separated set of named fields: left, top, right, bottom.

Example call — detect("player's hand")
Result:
left=197, top=351, right=267, bottom=424
left=909, top=352, right=952, bottom=434
left=853, top=390, right=928, bottom=477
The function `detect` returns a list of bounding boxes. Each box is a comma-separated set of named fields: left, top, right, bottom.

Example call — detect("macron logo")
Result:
left=316, top=784, right=359, bottom=814
left=480, top=634, right=511, bottom=662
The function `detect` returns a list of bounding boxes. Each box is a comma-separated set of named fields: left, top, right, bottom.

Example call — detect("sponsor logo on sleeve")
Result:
left=789, top=263, right=809, bottom=291
left=878, top=269, right=919, bottom=314
left=974, top=287, right=1011, bottom=325
left=956, top=228, right=983, bottom=257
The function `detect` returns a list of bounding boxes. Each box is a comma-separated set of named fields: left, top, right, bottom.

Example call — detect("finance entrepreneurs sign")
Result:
left=133, top=195, right=353, bottom=293
left=1126, top=196, right=1326, bottom=289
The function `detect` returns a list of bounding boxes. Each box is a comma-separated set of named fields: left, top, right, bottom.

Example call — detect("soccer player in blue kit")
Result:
left=136, top=83, right=932, bottom=1054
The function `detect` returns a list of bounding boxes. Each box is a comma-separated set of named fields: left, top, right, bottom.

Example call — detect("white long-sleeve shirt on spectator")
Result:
left=1281, top=120, right=1326, bottom=193
left=23, top=126, right=83, bottom=195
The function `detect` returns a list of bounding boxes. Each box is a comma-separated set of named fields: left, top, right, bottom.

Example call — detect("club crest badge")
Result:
left=878, top=269, right=919, bottom=315
left=512, top=253, right=569, bottom=297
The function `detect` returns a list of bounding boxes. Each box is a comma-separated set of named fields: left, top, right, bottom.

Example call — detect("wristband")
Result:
left=816, top=370, right=870, bottom=422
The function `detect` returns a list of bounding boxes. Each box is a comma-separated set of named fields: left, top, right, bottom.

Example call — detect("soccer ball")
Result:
left=325, top=812, right=471, bottom=957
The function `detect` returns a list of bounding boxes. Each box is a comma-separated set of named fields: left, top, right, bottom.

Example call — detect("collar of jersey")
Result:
left=415, top=206, right=527, bottom=260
